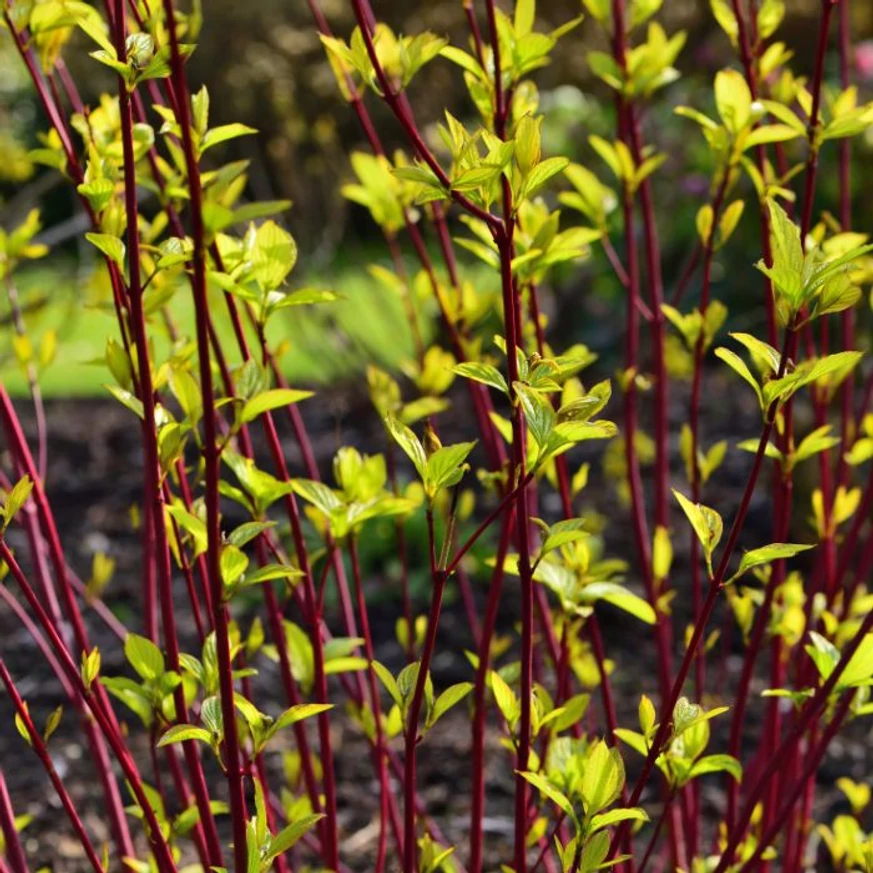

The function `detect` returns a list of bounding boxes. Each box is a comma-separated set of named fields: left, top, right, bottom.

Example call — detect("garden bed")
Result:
left=2, top=374, right=867, bottom=871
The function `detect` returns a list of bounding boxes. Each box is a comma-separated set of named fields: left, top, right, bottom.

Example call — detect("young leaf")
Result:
left=1, top=476, right=33, bottom=531
left=271, top=703, right=334, bottom=734
left=613, top=728, right=650, bottom=758
left=43, top=706, right=63, bottom=743
left=372, top=661, right=402, bottom=709
left=519, top=771, right=576, bottom=819
left=639, top=695, right=656, bottom=735
left=157, top=725, right=213, bottom=747
left=166, top=504, right=208, bottom=556
left=200, top=123, right=258, bottom=153
left=589, top=807, right=649, bottom=833
left=85, top=232, right=126, bottom=270
left=757, top=199, right=804, bottom=308
left=515, top=0, right=536, bottom=36
left=515, top=384, right=556, bottom=458
left=652, top=526, right=672, bottom=581
left=673, top=490, right=723, bottom=574
left=219, top=545, right=249, bottom=589
left=521, top=157, right=570, bottom=199
left=250, top=220, right=298, bottom=290
left=81, top=648, right=101, bottom=690
left=200, top=696, right=224, bottom=736
left=240, top=389, right=313, bottom=424
left=515, top=114, right=542, bottom=176
left=105, top=385, right=145, bottom=419
left=714, top=348, right=763, bottom=407
left=384, top=415, right=428, bottom=481
left=688, top=754, right=743, bottom=783
left=14, top=705, right=32, bottom=746
left=714, top=68, right=753, bottom=133
left=268, top=813, right=325, bottom=860
left=227, top=521, right=276, bottom=549
left=125, top=634, right=165, bottom=682
left=239, top=564, right=302, bottom=588
left=426, top=442, right=476, bottom=495
left=806, top=632, right=840, bottom=681
left=583, top=582, right=657, bottom=625
left=451, top=362, right=509, bottom=395
left=539, top=518, right=589, bottom=558
left=729, top=332, right=781, bottom=375
left=427, top=682, right=474, bottom=728
left=733, top=542, right=815, bottom=579
left=716, top=199, right=745, bottom=248
left=490, top=670, right=519, bottom=726
left=289, top=479, right=342, bottom=518
left=581, top=740, right=625, bottom=814
left=839, top=634, right=873, bottom=689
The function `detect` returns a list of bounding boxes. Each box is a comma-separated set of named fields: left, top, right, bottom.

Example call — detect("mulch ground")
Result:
left=1, top=373, right=869, bottom=871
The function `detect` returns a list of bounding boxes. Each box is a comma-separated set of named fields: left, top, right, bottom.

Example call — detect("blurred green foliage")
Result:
left=1, top=0, right=872, bottom=394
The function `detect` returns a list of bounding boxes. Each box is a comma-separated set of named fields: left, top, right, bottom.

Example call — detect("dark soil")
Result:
left=1, top=374, right=870, bottom=872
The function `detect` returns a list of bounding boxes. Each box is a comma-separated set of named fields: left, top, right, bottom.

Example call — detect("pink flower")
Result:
left=856, top=41, right=873, bottom=83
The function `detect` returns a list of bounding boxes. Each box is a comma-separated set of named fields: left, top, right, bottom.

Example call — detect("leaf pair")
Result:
left=373, top=660, right=473, bottom=736
left=384, top=415, right=476, bottom=502
left=673, top=489, right=813, bottom=580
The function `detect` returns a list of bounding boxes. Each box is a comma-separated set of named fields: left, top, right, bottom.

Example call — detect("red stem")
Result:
left=713, top=597, right=873, bottom=871
left=0, top=583, right=72, bottom=697
left=469, top=507, right=516, bottom=872
left=682, top=168, right=730, bottom=860
left=255, top=539, right=324, bottom=820
left=3, top=278, right=48, bottom=481
left=492, top=214, right=537, bottom=873
left=262, top=420, right=343, bottom=867
left=113, top=4, right=226, bottom=860
left=349, top=537, right=394, bottom=872
left=799, top=0, right=837, bottom=243
left=609, top=327, right=797, bottom=861
left=836, top=0, right=854, bottom=490
left=0, top=388, right=135, bottom=860
left=688, top=170, right=730, bottom=702
left=349, top=0, right=501, bottom=232
left=305, top=0, right=509, bottom=481
left=609, top=2, right=675, bottom=736
left=729, top=0, right=779, bottom=343
left=0, top=772, right=28, bottom=873
left=0, top=540, right=177, bottom=871
left=0, top=661, right=104, bottom=873
left=159, top=4, right=250, bottom=868
left=403, top=509, right=450, bottom=873
left=626, top=113, right=669, bottom=535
